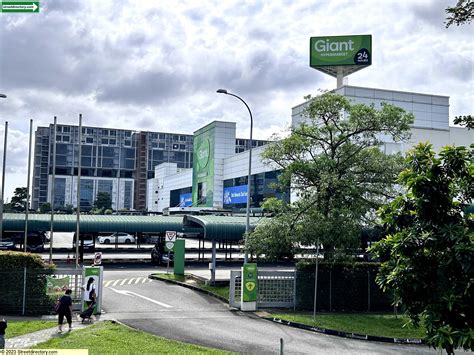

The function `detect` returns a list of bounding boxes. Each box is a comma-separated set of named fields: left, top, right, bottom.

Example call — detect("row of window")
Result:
left=55, top=126, right=133, bottom=137
left=150, top=142, right=190, bottom=150
left=149, top=133, right=191, bottom=141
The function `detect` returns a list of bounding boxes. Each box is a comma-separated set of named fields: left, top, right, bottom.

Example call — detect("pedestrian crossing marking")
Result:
left=103, top=277, right=152, bottom=288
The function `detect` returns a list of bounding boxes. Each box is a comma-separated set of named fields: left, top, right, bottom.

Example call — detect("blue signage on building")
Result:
left=223, top=185, right=248, bottom=205
left=179, top=193, right=192, bottom=207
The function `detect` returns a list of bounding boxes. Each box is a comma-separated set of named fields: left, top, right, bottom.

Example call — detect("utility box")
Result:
left=173, top=239, right=185, bottom=275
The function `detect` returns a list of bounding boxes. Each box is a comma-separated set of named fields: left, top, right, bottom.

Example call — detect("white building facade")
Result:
left=147, top=86, right=472, bottom=213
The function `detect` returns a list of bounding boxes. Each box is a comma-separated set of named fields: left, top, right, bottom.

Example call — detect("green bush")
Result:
left=296, top=260, right=393, bottom=312
left=0, top=251, right=55, bottom=315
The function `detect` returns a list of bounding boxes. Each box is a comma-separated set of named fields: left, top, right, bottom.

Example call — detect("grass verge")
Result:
left=5, top=320, right=56, bottom=338
left=269, top=311, right=425, bottom=339
left=32, top=321, right=234, bottom=354
left=154, top=273, right=230, bottom=300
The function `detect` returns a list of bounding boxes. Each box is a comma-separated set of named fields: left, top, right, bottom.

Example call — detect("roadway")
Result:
left=101, top=267, right=436, bottom=354
left=35, top=232, right=244, bottom=263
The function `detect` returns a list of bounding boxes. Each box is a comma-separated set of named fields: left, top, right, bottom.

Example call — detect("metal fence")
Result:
left=229, top=270, right=296, bottom=309
left=0, top=268, right=84, bottom=315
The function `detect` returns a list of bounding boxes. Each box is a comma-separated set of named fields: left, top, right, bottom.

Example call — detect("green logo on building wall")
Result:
left=197, top=139, right=210, bottom=169
left=192, top=123, right=215, bottom=207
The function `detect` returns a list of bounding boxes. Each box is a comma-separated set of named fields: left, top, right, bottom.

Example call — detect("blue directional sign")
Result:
left=223, top=185, right=247, bottom=205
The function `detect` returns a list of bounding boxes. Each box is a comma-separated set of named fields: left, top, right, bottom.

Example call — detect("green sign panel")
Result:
left=242, top=263, right=258, bottom=302
left=0, top=1, right=40, bottom=12
left=173, top=239, right=185, bottom=276
left=192, top=123, right=215, bottom=207
left=310, top=35, right=371, bottom=68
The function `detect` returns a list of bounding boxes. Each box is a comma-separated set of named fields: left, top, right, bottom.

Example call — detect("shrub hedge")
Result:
left=0, top=251, right=55, bottom=315
left=296, top=260, right=393, bottom=312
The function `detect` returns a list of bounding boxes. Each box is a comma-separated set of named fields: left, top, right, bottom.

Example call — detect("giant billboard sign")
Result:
left=310, top=35, right=371, bottom=68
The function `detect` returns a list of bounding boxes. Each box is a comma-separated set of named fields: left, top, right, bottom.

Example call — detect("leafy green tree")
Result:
left=370, top=143, right=474, bottom=354
left=9, top=187, right=28, bottom=212
left=445, top=0, right=473, bottom=27
left=62, top=204, right=74, bottom=214
left=246, top=198, right=296, bottom=260
left=454, top=115, right=473, bottom=130
left=93, top=192, right=112, bottom=211
left=255, top=92, right=414, bottom=260
left=39, top=202, right=51, bottom=213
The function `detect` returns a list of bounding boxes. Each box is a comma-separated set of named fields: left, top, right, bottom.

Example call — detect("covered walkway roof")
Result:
left=3, top=213, right=267, bottom=241
left=2, top=213, right=200, bottom=234
left=183, top=215, right=263, bottom=241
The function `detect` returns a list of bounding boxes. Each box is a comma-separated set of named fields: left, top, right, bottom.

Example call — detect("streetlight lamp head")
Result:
left=216, top=89, right=228, bottom=94
left=0, top=94, right=7, bottom=99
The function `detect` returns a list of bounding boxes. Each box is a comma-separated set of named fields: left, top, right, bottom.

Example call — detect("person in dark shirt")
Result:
left=0, top=318, right=7, bottom=349
left=57, top=289, right=73, bottom=333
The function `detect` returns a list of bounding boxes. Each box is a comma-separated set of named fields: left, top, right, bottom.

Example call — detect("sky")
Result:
left=0, top=0, right=472, bottom=201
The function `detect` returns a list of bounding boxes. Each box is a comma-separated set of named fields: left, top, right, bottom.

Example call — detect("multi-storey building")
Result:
left=32, top=123, right=266, bottom=211
left=146, top=86, right=473, bottom=213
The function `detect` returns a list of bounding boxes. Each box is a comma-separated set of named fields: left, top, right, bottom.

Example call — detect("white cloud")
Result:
left=0, top=0, right=472, bottom=199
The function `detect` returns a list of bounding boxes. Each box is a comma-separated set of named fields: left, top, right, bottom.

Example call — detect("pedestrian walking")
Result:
left=0, top=318, right=7, bottom=349
left=57, top=288, right=73, bottom=333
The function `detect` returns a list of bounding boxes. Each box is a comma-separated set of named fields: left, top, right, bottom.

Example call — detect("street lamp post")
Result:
left=216, top=89, right=253, bottom=264
left=0, top=94, right=7, bottom=243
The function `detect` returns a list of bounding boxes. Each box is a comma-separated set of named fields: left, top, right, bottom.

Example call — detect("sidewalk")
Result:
left=5, top=314, right=104, bottom=349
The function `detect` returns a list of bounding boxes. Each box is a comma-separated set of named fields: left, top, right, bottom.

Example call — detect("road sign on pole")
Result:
left=165, top=231, right=176, bottom=252
left=94, top=252, right=102, bottom=266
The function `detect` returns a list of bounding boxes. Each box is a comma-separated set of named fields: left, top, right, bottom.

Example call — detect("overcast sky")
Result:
left=0, top=0, right=472, bottom=200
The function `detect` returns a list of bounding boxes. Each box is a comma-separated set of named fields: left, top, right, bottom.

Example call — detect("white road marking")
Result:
left=103, top=280, right=112, bottom=287
left=104, top=278, right=153, bottom=287
left=109, top=288, right=172, bottom=308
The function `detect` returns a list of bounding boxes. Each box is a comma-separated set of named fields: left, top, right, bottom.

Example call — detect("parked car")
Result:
left=0, top=238, right=16, bottom=251
left=25, top=234, right=44, bottom=252
left=72, top=233, right=95, bottom=251
left=143, top=234, right=162, bottom=244
left=98, top=232, right=135, bottom=244
left=5, top=232, right=45, bottom=252
left=151, top=236, right=174, bottom=265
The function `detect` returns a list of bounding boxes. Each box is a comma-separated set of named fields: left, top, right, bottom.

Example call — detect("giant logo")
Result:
left=196, top=139, right=210, bottom=169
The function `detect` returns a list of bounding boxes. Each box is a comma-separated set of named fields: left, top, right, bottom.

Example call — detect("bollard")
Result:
left=280, top=338, right=284, bottom=355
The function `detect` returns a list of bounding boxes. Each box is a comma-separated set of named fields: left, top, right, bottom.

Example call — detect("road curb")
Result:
left=148, top=274, right=228, bottom=304
left=150, top=274, right=425, bottom=346
left=256, top=314, right=425, bottom=346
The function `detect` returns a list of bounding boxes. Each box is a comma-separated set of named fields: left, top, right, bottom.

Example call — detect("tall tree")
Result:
left=93, top=192, right=112, bottom=211
left=9, top=187, right=28, bottom=212
left=370, top=143, right=474, bottom=354
left=445, top=0, right=473, bottom=27
left=454, top=115, right=473, bottom=130
left=39, top=202, right=51, bottom=213
left=248, top=92, right=414, bottom=260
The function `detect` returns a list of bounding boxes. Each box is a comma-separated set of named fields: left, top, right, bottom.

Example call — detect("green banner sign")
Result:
left=192, top=123, right=215, bottom=207
left=0, top=1, right=40, bottom=13
left=242, top=263, right=258, bottom=302
left=310, top=35, right=371, bottom=68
